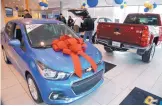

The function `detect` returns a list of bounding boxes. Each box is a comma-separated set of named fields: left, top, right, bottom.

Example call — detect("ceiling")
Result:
left=3, top=0, right=162, bottom=11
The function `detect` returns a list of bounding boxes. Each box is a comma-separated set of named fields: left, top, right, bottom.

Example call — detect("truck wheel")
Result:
left=104, top=46, right=113, bottom=53
left=27, top=74, right=43, bottom=104
left=142, top=43, right=156, bottom=63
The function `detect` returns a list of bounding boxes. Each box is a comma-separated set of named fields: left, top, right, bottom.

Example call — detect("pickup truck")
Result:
left=97, top=13, right=162, bottom=63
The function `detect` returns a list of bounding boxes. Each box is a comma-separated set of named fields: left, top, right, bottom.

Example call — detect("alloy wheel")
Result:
left=28, top=78, right=38, bottom=100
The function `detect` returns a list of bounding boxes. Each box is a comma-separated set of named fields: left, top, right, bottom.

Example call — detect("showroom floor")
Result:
left=1, top=44, right=162, bottom=105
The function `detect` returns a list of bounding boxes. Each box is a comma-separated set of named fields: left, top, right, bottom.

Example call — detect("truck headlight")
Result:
left=37, top=61, right=71, bottom=80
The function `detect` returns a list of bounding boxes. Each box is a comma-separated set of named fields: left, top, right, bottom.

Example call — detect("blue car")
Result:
left=1, top=19, right=105, bottom=104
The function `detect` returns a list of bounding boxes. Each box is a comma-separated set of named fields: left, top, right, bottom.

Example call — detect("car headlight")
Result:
left=37, top=61, right=71, bottom=80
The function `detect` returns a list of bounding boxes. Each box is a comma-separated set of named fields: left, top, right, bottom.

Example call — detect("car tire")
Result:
left=104, top=46, right=113, bottom=53
left=142, top=43, right=156, bottom=63
left=27, top=74, right=43, bottom=104
left=2, top=47, right=11, bottom=64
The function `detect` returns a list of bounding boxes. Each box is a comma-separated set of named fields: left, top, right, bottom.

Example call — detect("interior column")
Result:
left=25, top=0, right=29, bottom=10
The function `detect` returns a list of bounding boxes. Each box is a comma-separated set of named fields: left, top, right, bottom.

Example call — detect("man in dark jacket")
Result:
left=59, top=13, right=66, bottom=24
left=24, top=9, right=32, bottom=18
left=68, top=16, right=74, bottom=28
left=83, top=15, right=94, bottom=43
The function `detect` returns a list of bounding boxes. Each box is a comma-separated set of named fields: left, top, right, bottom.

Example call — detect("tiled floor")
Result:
left=1, top=44, right=162, bottom=105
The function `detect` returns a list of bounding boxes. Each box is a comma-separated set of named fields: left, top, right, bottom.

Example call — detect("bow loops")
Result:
left=52, top=35, right=97, bottom=78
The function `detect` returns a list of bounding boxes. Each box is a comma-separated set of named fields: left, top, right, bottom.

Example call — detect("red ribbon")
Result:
left=52, top=35, right=97, bottom=78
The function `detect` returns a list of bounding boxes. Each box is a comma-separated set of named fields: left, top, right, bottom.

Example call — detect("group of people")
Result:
left=57, top=13, right=94, bottom=43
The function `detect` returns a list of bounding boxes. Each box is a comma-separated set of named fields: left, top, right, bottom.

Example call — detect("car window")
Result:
left=106, top=18, right=112, bottom=22
left=14, top=24, right=26, bottom=51
left=124, top=15, right=159, bottom=26
left=14, top=25, right=23, bottom=42
left=98, top=18, right=105, bottom=22
left=5, top=22, right=15, bottom=39
left=25, top=23, right=78, bottom=48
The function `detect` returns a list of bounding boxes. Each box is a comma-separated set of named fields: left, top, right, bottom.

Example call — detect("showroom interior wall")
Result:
left=60, top=0, right=162, bottom=23
left=1, top=1, right=5, bottom=28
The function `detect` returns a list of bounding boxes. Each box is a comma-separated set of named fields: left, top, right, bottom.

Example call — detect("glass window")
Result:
left=25, top=23, right=78, bottom=48
left=105, top=18, right=112, bottom=22
left=5, top=22, right=15, bottom=39
left=124, top=14, right=159, bottom=26
left=98, top=18, right=105, bottom=22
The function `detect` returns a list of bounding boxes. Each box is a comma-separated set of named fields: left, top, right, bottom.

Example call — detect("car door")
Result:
left=10, top=23, right=30, bottom=75
left=3, top=22, right=17, bottom=64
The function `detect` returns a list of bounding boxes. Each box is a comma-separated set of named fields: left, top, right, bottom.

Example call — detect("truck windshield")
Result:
left=25, top=23, right=77, bottom=48
left=124, top=15, right=159, bottom=26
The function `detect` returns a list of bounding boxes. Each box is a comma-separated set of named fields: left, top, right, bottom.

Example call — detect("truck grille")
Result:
left=72, top=70, right=103, bottom=95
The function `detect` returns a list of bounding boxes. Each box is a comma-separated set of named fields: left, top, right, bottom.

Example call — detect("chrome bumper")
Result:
left=97, top=38, right=151, bottom=55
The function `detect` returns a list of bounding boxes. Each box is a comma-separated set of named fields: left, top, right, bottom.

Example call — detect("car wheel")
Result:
left=104, top=46, right=113, bottom=53
left=27, top=74, right=43, bottom=104
left=142, top=43, right=156, bottom=63
left=2, top=48, right=11, bottom=64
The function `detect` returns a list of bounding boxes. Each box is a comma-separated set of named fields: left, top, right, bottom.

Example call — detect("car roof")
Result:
left=128, top=13, right=160, bottom=16
left=8, top=19, right=61, bottom=25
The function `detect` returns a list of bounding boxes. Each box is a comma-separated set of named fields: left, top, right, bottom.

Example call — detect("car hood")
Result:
left=32, top=42, right=102, bottom=73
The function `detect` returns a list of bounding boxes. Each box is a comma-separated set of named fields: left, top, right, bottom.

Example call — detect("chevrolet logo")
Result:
left=114, top=32, right=121, bottom=35
left=86, top=67, right=92, bottom=72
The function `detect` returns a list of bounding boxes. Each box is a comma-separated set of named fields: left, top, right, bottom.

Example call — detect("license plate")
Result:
left=112, top=41, right=121, bottom=47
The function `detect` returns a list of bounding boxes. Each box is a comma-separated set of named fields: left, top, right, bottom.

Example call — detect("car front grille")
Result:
left=71, top=70, right=103, bottom=95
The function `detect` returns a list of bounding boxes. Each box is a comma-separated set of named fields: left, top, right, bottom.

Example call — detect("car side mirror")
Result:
left=8, top=39, right=21, bottom=47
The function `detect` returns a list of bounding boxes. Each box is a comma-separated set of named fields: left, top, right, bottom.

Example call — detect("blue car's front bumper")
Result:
left=36, top=61, right=105, bottom=105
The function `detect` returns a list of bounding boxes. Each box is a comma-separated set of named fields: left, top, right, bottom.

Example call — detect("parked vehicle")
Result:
left=1, top=19, right=105, bottom=104
left=68, top=9, right=112, bottom=43
left=97, top=13, right=162, bottom=63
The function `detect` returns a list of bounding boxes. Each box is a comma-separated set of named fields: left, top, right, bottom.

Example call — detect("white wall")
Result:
left=1, top=4, right=5, bottom=31
left=60, top=0, right=162, bottom=23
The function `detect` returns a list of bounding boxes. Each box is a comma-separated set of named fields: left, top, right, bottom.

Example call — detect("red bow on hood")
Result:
left=52, top=35, right=97, bottom=78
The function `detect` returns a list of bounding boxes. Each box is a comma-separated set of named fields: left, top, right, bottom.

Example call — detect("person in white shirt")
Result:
left=74, top=16, right=83, bottom=33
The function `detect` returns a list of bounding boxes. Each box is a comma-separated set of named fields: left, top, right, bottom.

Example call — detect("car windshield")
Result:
left=25, top=23, right=77, bottom=48
left=124, top=15, right=159, bottom=26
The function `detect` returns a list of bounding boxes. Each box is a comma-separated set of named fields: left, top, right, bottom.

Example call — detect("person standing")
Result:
left=60, top=13, right=66, bottom=24
left=24, top=9, right=32, bottom=18
left=83, top=15, right=94, bottom=43
left=74, top=16, right=83, bottom=33
left=68, top=16, right=74, bottom=28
